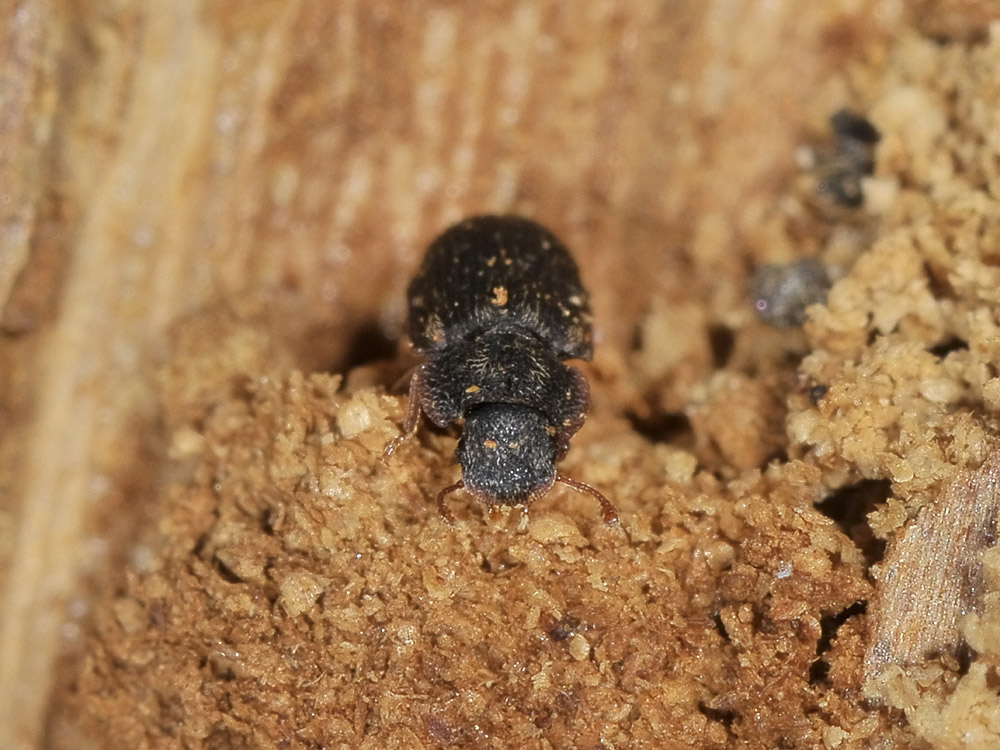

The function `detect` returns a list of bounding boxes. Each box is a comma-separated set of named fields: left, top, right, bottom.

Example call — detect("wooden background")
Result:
left=0, top=0, right=945, bottom=746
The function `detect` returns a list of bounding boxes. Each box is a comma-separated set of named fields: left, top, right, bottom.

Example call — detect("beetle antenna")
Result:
left=555, top=475, right=619, bottom=526
left=435, top=480, right=464, bottom=523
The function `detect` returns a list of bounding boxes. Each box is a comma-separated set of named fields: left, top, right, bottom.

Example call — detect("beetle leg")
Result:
left=436, top=479, right=464, bottom=523
left=382, top=365, right=428, bottom=461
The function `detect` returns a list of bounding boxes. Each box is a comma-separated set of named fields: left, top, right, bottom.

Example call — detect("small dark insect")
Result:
left=808, top=384, right=830, bottom=405
left=815, top=108, right=881, bottom=208
left=751, top=257, right=831, bottom=328
left=385, top=215, right=618, bottom=525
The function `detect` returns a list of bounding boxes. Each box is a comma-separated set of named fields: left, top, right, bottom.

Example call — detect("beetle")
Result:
left=814, top=108, right=881, bottom=209
left=384, top=215, right=618, bottom=525
left=751, top=258, right=830, bottom=328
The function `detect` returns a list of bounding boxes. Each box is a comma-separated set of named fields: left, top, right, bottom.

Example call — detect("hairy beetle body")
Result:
left=388, top=215, right=617, bottom=525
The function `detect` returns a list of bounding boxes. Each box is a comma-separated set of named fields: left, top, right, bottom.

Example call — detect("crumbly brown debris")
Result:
left=787, top=29, right=1000, bottom=743
left=52, top=353, right=884, bottom=748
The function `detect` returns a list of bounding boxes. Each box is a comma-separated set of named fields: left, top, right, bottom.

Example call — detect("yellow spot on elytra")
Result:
left=484, top=439, right=498, bottom=449
left=491, top=286, right=508, bottom=306
left=465, top=385, right=480, bottom=393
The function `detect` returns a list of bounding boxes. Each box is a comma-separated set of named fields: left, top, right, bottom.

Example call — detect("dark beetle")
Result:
left=815, top=108, right=881, bottom=209
left=752, top=258, right=830, bottom=328
left=385, top=215, right=618, bottom=525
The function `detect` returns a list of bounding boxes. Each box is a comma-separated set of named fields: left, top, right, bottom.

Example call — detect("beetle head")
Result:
left=457, top=404, right=557, bottom=505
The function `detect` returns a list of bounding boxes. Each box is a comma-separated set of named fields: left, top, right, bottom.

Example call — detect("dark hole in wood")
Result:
left=816, top=479, right=891, bottom=568
left=709, top=324, right=735, bottom=369
left=809, top=600, right=868, bottom=684
left=928, top=336, right=968, bottom=359
left=626, top=410, right=692, bottom=444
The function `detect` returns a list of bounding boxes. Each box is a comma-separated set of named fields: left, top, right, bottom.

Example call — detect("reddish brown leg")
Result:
left=436, top=480, right=464, bottom=523
left=382, top=366, right=427, bottom=461
left=556, top=474, right=620, bottom=526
